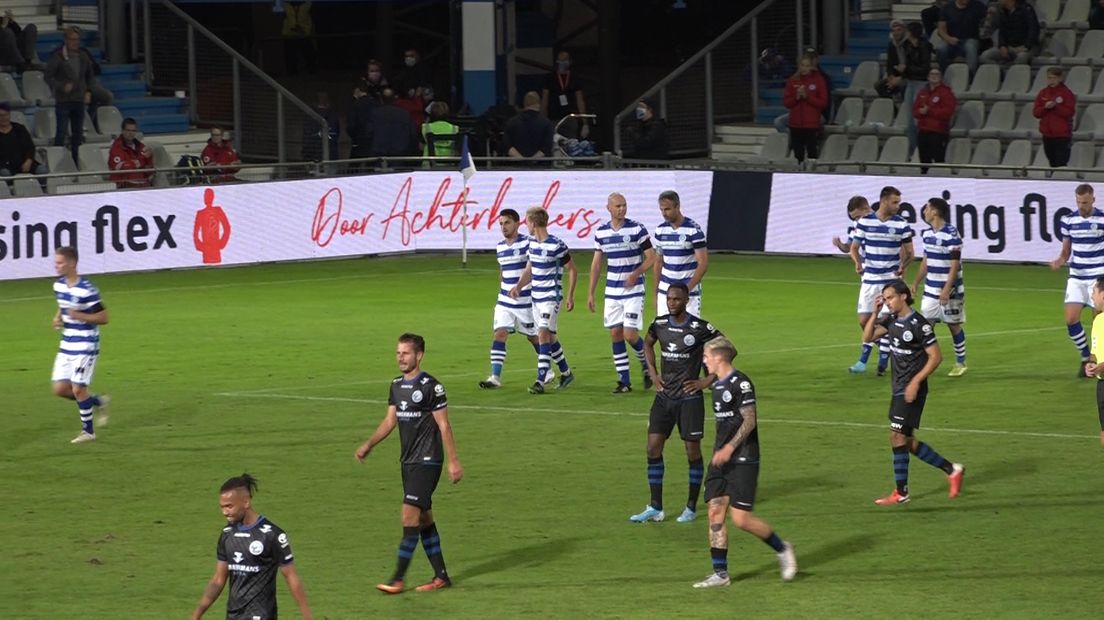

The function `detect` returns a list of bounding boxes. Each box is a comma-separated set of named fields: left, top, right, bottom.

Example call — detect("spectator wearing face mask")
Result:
left=626, top=98, right=669, bottom=160
left=541, top=49, right=589, bottom=139
left=395, top=48, right=432, bottom=99
left=357, top=59, right=388, bottom=104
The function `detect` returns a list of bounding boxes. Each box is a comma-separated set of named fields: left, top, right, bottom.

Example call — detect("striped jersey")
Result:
left=920, top=224, right=965, bottom=300
left=496, top=234, right=532, bottom=309
left=1060, top=208, right=1104, bottom=281
left=528, top=234, right=571, bottom=303
left=654, top=216, right=706, bottom=297
left=851, top=212, right=914, bottom=285
left=593, top=219, right=652, bottom=300
left=54, top=277, right=104, bottom=355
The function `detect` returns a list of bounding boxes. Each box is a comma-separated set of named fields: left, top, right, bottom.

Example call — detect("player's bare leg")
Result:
left=693, top=497, right=731, bottom=588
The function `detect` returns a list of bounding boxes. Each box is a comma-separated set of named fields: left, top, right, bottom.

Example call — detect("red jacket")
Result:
left=201, top=140, right=240, bottom=182
left=1033, top=83, right=1076, bottom=138
left=912, top=83, right=956, bottom=134
left=108, top=136, right=154, bottom=188
left=783, top=71, right=828, bottom=129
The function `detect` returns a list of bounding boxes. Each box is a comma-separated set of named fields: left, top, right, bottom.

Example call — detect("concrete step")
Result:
left=100, top=79, right=147, bottom=99
left=125, top=113, right=192, bottom=134
left=114, top=96, right=184, bottom=114
left=711, top=142, right=760, bottom=155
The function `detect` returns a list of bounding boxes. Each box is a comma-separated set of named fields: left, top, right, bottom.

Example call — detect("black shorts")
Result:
left=648, top=395, right=705, bottom=441
left=1096, top=380, right=1104, bottom=431
left=888, top=384, right=928, bottom=436
left=401, top=464, right=442, bottom=510
left=704, top=462, right=759, bottom=511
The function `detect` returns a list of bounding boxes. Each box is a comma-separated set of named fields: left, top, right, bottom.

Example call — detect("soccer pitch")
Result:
left=1, top=253, right=1100, bottom=618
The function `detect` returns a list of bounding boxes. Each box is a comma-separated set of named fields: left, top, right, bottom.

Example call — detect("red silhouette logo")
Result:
left=194, top=187, right=232, bottom=264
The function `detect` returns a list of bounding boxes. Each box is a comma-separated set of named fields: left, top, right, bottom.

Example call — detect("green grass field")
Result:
left=2, top=253, right=1102, bottom=619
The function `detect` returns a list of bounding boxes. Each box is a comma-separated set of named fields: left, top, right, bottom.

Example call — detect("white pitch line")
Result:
left=705, top=275, right=1061, bottom=294
left=749, top=325, right=1063, bottom=355
left=212, top=391, right=1098, bottom=440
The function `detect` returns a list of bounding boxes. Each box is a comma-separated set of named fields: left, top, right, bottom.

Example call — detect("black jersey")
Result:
left=647, top=313, right=721, bottom=400
left=216, top=516, right=293, bottom=620
left=389, top=372, right=449, bottom=465
left=711, top=370, right=760, bottom=463
left=878, top=310, right=938, bottom=395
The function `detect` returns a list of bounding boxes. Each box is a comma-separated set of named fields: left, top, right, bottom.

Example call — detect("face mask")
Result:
left=404, top=56, right=416, bottom=67
left=423, top=87, right=434, bottom=101
left=557, top=60, right=570, bottom=72
left=635, top=107, right=647, bottom=120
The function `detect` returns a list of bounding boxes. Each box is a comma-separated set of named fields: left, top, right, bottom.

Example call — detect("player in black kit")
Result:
left=356, top=333, right=464, bottom=594
left=864, top=280, right=965, bottom=506
left=190, top=474, right=313, bottom=620
left=631, top=283, right=721, bottom=524
left=692, top=337, right=796, bottom=588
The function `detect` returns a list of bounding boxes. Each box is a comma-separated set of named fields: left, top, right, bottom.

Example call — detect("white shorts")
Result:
left=857, top=282, right=893, bottom=315
left=604, top=296, right=645, bottom=330
left=657, top=293, right=702, bottom=318
left=1065, top=278, right=1095, bottom=307
left=52, top=352, right=98, bottom=386
left=493, top=304, right=537, bottom=336
left=919, top=296, right=966, bottom=324
left=533, top=301, right=561, bottom=332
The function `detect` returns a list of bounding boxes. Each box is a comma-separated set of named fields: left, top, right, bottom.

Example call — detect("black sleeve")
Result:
left=274, top=528, right=295, bottom=565
left=886, top=42, right=900, bottom=72
left=877, top=314, right=895, bottom=330
left=429, top=381, right=448, bottom=412
left=541, top=120, right=554, bottom=156
left=216, top=533, right=227, bottom=561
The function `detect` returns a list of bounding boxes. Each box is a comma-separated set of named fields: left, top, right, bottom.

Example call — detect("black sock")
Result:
left=420, top=523, right=449, bottom=580
left=687, top=458, right=704, bottom=511
left=647, top=456, right=664, bottom=510
left=710, top=546, right=728, bottom=575
left=393, top=526, right=420, bottom=581
left=892, top=445, right=910, bottom=495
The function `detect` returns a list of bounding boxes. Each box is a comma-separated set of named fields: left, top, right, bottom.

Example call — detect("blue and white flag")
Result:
left=459, top=134, right=476, bottom=183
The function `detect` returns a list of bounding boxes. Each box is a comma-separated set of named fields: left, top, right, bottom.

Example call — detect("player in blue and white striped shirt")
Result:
left=910, top=198, right=968, bottom=376
left=832, top=196, right=872, bottom=255
left=587, top=193, right=657, bottom=393
left=1050, top=184, right=1104, bottom=377
left=51, top=247, right=110, bottom=444
left=510, top=207, right=578, bottom=394
left=479, top=209, right=551, bottom=390
left=849, top=186, right=914, bottom=375
left=652, top=190, right=708, bottom=317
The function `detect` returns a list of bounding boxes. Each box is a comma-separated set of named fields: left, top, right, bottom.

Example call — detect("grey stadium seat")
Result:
left=938, top=138, right=973, bottom=176
left=1067, top=66, right=1094, bottom=98
left=991, top=139, right=1034, bottom=178
left=992, top=64, right=1032, bottom=100
left=835, top=61, right=882, bottom=99
left=20, top=70, right=54, bottom=106
left=757, top=132, right=796, bottom=167
left=1004, top=101, right=1042, bottom=140
left=1056, top=0, right=1091, bottom=30
left=1020, top=66, right=1053, bottom=102
left=815, top=134, right=850, bottom=170
left=1062, top=29, right=1104, bottom=65
left=1069, top=141, right=1097, bottom=172
left=960, top=63, right=1001, bottom=101
left=13, top=177, right=44, bottom=197
left=825, top=97, right=864, bottom=134
left=836, top=135, right=880, bottom=173
left=0, top=73, right=28, bottom=107
left=33, top=108, right=55, bottom=147
left=1036, top=29, right=1077, bottom=64
left=0, top=179, right=10, bottom=197
left=77, top=144, right=110, bottom=181
left=852, top=97, right=898, bottom=135
left=1073, top=103, right=1104, bottom=140
left=1035, top=0, right=1060, bottom=26
left=1081, top=69, right=1104, bottom=103
left=950, top=101, right=986, bottom=137
left=943, top=63, right=970, bottom=95
left=1027, top=142, right=1054, bottom=178
left=869, top=135, right=910, bottom=174
left=969, top=101, right=1017, bottom=138
left=96, top=106, right=125, bottom=140
left=969, top=138, right=1003, bottom=172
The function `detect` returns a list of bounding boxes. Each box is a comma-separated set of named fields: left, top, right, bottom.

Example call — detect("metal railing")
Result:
left=613, top=0, right=816, bottom=158
left=132, top=0, right=329, bottom=163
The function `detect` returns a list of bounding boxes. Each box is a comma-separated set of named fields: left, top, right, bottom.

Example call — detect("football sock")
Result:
left=710, top=546, right=728, bottom=575
left=77, top=397, right=95, bottom=434
left=393, top=526, right=419, bottom=581
left=420, top=523, right=448, bottom=580
left=612, top=340, right=630, bottom=385
left=762, top=532, right=786, bottom=553
left=90, top=394, right=101, bottom=407
left=550, top=341, right=571, bottom=374
left=687, top=458, right=704, bottom=511
left=629, top=337, right=647, bottom=368
left=893, top=445, right=910, bottom=495
left=647, top=456, right=664, bottom=510
left=952, top=330, right=966, bottom=364
left=537, top=343, right=552, bottom=383
left=877, top=338, right=890, bottom=370
left=1068, top=323, right=1090, bottom=360
left=915, top=441, right=954, bottom=474
left=859, top=342, right=873, bottom=364
left=490, top=340, right=506, bottom=377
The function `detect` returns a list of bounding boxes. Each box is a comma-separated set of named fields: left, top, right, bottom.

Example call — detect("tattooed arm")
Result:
left=710, top=405, right=758, bottom=467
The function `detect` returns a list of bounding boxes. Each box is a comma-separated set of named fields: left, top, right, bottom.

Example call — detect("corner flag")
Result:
left=460, top=134, right=476, bottom=183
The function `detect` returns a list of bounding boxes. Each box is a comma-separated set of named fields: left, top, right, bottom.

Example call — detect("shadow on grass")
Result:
left=759, top=474, right=848, bottom=504
left=732, top=533, right=878, bottom=582
left=459, top=536, right=583, bottom=581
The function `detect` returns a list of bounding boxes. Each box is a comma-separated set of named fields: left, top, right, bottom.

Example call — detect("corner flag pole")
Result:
left=459, top=134, right=477, bottom=268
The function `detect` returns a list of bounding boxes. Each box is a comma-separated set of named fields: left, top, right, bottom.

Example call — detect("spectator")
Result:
left=501, top=91, right=553, bottom=158
left=394, top=48, right=432, bottom=99
left=302, top=91, right=339, bottom=162
left=44, top=26, right=96, bottom=164
left=1034, top=66, right=1076, bottom=169
left=922, top=0, right=949, bottom=39
left=913, top=68, right=956, bottom=174
left=626, top=98, right=669, bottom=160
left=394, top=90, right=426, bottom=135
left=347, top=86, right=376, bottom=160
left=782, top=53, right=828, bottom=166
left=979, top=1, right=1000, bottom=54
left=357, top=59, right=388, bottom=104
left=281, top=1, right=316, bottom=76
left=422, top=100, right=458, bottom=157
left=757, top=47, right=794, bottom=81
left=936, top=0, right=988, bottom=75
left=902, top=22, right=935, bottom=154
left=541, top=49, right=589, bottom=139
left=0, top=9, right=39, bottom=71
left=108, top=117, right=154, bottom=189
left=1092, top=0, right=1104, bottom=30
left=979, top=0, right=1039, bottom=65
left=886, top=20, right=908, bottom=79
left=371, top=88, right=417, bottom=157
left=200, top=126, right=240, bottom=183
left=0, top=102, right=46, bottom=177
left=773, top=48, right=831, bottom=133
